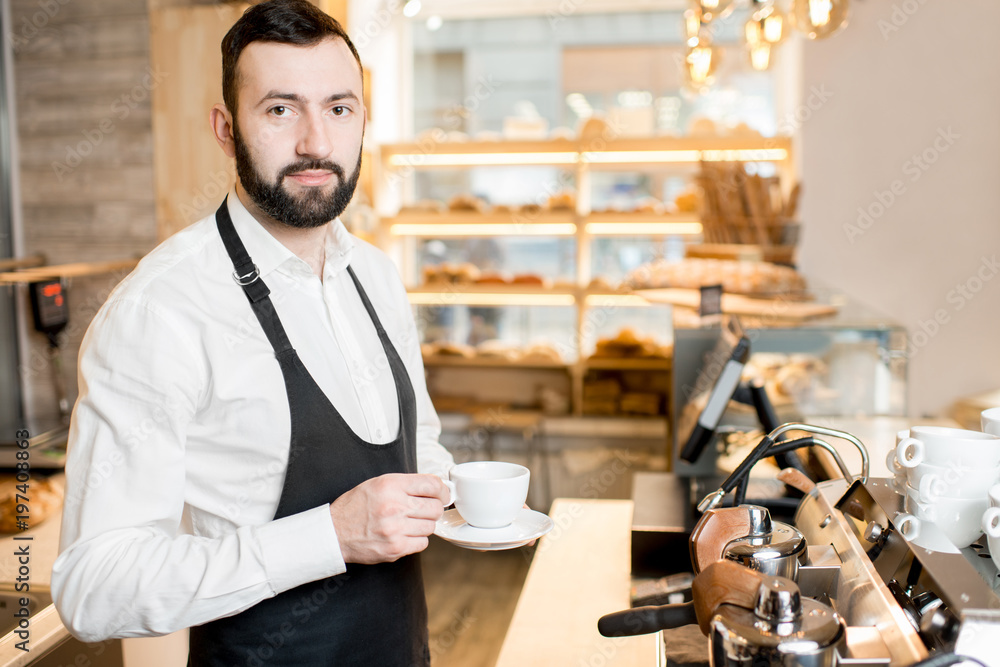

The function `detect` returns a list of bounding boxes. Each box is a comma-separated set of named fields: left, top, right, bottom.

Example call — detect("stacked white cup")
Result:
left=891, top=421, right=1000, bottom=548
left=981, top=408, right=1000, bottom=569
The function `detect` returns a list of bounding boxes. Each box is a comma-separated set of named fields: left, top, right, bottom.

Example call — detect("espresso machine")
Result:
left=603, top=422, right=1000, bottom=667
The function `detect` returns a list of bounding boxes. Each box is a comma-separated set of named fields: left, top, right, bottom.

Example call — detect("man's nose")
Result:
left=296, top=109, right=333, bottom=158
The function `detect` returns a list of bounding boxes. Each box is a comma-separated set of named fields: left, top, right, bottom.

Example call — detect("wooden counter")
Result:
left=0, top=477, right=69, bottom=667
left=496, top=499, right=658, bottom=667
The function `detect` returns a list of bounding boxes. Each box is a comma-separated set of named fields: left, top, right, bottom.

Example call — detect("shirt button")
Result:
left=376, top=429, right=383, bottom=439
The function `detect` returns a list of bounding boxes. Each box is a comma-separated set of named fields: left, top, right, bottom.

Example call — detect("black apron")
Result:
left=187, top=197, right=430, bottom=666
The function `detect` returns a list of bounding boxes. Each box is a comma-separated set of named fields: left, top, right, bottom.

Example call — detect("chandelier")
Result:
left=683, top=0, right=848, bottom=88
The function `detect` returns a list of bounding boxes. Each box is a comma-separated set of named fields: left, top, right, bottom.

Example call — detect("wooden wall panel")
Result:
left=149, top=4, right=246, bottom=240
left=11, top=0, right=158, bottom=423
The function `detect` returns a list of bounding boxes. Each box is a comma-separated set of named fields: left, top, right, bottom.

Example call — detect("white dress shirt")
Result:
left=52, top=192, right=454, bottom=642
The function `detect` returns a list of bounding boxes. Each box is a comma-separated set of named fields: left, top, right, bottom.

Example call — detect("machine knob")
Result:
left=864, top=521, right=885, bottom=543
left=919, top=606, right=959, bottom=644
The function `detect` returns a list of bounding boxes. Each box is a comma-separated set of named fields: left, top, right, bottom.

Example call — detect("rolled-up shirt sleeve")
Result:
left=52, top=297, right=345, bottom=642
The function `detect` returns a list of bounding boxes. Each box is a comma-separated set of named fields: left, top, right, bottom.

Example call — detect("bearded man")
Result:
left=52, top=2, right=453, bottom=664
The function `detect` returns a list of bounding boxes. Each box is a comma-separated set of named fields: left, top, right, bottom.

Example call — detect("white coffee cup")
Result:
left=989, top=482, right=1000, bottom=509
left=895, top=425, right=1000, bottom=468
left=981, top=407, right=1000, bottom=436
left=981, top=506, right=1000, bottom=571
left=907, top=460, right=1000, bottom=501
left=885, top=449, right=906, bottom=478
left=443, top=461, right=529, bottom=529
left=894, top=512, right=961, bottom=554
left=904, top=485, right=985, bottom=548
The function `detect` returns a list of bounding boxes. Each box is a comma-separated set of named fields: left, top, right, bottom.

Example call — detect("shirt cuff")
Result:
left=255, top=505, right=346, bottom=596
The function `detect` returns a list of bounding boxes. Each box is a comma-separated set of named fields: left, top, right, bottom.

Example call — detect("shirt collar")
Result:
left=224, top=189, right=355, bottom=280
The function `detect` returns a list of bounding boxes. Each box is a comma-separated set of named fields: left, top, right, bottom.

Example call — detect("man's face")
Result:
left=230, top=38, right=365, bottom=228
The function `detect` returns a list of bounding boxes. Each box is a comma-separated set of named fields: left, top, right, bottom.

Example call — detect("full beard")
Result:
left=233, top=123, right=362, bottom=229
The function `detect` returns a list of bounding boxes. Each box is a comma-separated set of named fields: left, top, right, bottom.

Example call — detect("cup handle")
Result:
left=896, top=437, right=924, bottom=468
left=896, top=513, right=920, bottom=540
left=918, top=474, right=944, bottom=503
left=983, top=507, right=1000, bottom=538
left=885, top=450, right=904, bottom=475
left=442, top=479, right=457, bottom=507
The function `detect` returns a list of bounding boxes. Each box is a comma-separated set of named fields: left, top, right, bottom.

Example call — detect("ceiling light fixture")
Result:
left=791, top=0, right=849, bottom=39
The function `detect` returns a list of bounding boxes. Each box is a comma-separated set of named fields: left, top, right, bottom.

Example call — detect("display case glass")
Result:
left=671, top=289, right=908, bottom=475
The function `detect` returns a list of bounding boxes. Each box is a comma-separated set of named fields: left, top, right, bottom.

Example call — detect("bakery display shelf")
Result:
left=381, top=137, right=580, bottom=161
left=583, top=357, right=672, bottom=371
left=380, top=135, right=792, bottom=169
left=386, top=210, right=577, bottom=237
left=407, top=284, right=578, bottom=308
left=386, top=211, right=705, bottom=238
left=686, top=243, right=797, bottom=264
left=636, top=287, right=838, bottom=321
left=409, top=284, right=575, bottom=295
left=422, top=355, right=570, bottom=370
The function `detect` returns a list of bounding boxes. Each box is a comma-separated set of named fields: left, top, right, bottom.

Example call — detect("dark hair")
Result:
left=221, top=0, right=363, bottom=117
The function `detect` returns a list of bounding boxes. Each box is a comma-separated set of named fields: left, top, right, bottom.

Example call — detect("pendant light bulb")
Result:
left=760, top=6, right=784, bottom=43
left=696, top=0, right=735, bottom=23
left=791, top=0, right=848, bottom=39
left=683, top=7, right=705, bottom=48
left=684, top=37, right=721, bottom=89
left=748, top=42, right=771, bottom=71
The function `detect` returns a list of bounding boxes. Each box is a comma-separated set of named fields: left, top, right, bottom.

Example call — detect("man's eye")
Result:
left=270, top=106, right=288, bottom=116
left=332, top=106, right=349, bottom=116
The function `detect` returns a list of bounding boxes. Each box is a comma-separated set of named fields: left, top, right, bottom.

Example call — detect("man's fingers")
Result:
left=403, top=517, right=439, bottom=538
left=400, top=473, right=450, bottom=504
left=404, top=496, right=446, bottom=521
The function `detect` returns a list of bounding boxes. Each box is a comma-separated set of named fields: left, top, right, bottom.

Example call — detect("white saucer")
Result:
left=434, top=508, right=553, bottom=551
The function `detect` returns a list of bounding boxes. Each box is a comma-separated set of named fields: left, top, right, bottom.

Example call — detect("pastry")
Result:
left=546, top=191, right=576, bottom=211
left=634, top=197, right=665, bottom=214
left=476, top=340, right=520, bottom=361
left=447, top=194, right=487, bottom=212
left=430, top=341, right=475, bottom=358
left=519, top=342, right=563, bottom=364
left=400, top=199, right=446, bottom=214
left=511, top=273, right=546, bottom=286
left=578, top=117, right=610, bottom=144
left=0, top=475, right=62, bottom=533
left=475, top=272, right=510, bottom=285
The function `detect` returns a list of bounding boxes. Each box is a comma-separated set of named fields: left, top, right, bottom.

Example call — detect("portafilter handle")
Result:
left=598, top=560, right=764, bottom=638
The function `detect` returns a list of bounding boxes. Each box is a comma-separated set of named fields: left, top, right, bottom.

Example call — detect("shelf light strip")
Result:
left=586, top=222, right=703, bottom=235
left=388, top=153, right=579, bottom=167
left=408, top=292, right=576, bottom=307
left=584, top=149, right=788, bottom=163
left=585, top=294, right=651, bottom=307
left=387, top=148, right=788, bottom=168
left=391, top=223, right=577, bottom=236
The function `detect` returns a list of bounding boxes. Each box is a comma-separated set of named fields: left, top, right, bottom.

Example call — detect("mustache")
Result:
left=278, top=160, right=345, bottom=180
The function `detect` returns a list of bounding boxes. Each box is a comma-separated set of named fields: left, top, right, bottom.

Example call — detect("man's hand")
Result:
left=330, top=473, right=450, bottom=564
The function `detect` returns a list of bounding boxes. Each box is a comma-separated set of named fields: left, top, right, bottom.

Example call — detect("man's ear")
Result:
left=210, top=104, right=237, bottom=158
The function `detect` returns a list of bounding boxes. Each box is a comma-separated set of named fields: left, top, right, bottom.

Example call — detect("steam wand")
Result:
left=697, top=422, right=870, bottom=513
